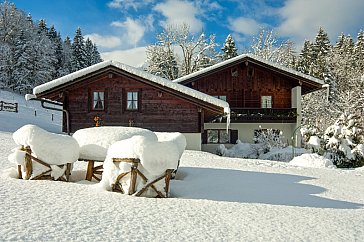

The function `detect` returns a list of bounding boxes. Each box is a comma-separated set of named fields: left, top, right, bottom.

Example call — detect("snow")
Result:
left=32, top=60, right=229, bottom=111
left=154, top=132, right=186, bottom=159
left=11, top=124, right=79, bottom=166
left=72, top=126, right=158, bottom=161
left=217, top=141, right=307, bottom=162
left=0, top=90, right=62, bottom=133
left=307, top=135, right=321, bottom=151
left=290, top=153, right=336, bottom=168
left=0, top=90, right=364, bottom=241
left=173, top=53, right=325, bottom=87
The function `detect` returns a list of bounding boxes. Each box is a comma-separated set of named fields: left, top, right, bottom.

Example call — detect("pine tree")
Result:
left=71, top=27, right=87, bottom=71
left=48, top=25, right=64, bottom=79
left=221, top=34, right=238, bottom=61
left=297, top=40, right=313, bottom=74
left=354, top=30, right=364, bottom=69
left=84, top=38, right=94, bottom=67
left=13, top=30, right=33, bottom=93
left=61, top=36, right=73, bottom=75
left=91, top=43, right=102, bottom=64
left=310, top=27, right=331, bottom=79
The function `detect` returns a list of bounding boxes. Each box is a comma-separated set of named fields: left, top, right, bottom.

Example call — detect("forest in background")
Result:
left=0, top=2, right=102, bottom=94
left=1, top=1, right=364, bottom=136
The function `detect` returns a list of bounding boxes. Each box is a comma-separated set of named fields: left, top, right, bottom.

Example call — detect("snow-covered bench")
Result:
left=100, top=135, right=181, bottom=197
left=72, top=126, right=158, bottom=181
left=8, top=125, right=79, bottom=181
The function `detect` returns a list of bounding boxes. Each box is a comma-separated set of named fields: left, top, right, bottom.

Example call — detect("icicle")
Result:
left=224, top=107, right=230, bottom=132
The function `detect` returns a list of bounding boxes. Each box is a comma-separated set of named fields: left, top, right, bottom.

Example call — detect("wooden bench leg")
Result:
left=86, top=160, right=95, bottom=181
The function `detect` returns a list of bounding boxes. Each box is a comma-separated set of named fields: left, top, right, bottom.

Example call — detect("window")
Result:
left=127, top=91, right=138, bottom=110
left=92, top=91, right=104, bottom=110
left=261, top=96, right=272, bottom=108
left=213, top=95, right=227, bottom=102
left=207, top=129, right=230, bottom=144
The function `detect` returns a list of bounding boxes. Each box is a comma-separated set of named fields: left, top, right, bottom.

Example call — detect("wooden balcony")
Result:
left=210, top=108, right=298, bottom=123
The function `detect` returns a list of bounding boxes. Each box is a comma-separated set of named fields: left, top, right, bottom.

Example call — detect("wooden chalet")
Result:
left=31, top=54, right=324, bottom=152
left=174, top=54, right=324, bottom=152
left=31, top=61, right=229, bottom=150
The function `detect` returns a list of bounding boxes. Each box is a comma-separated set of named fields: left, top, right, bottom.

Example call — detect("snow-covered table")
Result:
left=8, top=125, right=79, bottom=181
left=100, top=135, right=181, bottom=197
left=72, top=126, right=158, bottom=181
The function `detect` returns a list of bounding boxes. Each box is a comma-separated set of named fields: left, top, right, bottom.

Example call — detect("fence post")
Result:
left=0, top=101, right=3, bottom=111
left=15, top=103, right=18, bottom=113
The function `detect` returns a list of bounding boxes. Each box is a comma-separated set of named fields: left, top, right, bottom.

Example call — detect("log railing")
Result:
left=211, top=108, right=298, bottom=123
left=0, top=101, right=18, bottom=113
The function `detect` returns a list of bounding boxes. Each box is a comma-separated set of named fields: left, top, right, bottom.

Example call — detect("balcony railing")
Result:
left=210, top=108, right=298, bottom=123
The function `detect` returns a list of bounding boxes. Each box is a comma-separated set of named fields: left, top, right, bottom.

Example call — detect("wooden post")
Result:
left=17, top=165, right=22, bottom=179
left=65, top=163, right=72, bottom=181
left=23, top=146, right=32, bottom=180
left=129, top=160, right=139, bottom=195
left=86, top=160, right=95, bottom=181
left=165, top=169, right=172, bottom=198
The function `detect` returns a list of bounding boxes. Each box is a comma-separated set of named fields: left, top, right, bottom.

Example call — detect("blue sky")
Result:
left=10, top=0, right=364, bottom=67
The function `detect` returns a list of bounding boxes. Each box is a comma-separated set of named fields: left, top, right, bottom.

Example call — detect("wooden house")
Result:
left=31, top=54, right=324, bottom=152
left=31, top=61, right=229, bottom=150
left=173, top=54, right=324, bottom=152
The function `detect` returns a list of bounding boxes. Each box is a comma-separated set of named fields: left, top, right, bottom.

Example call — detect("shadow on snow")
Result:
left=171, top=167, right=363, bottom=209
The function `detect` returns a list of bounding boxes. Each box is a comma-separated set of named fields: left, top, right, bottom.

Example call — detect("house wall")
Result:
left=65, top=72, right=202, bottom=134
left=182, top=133, right=201, bottom=150
left=202, top=122, right=297, bottom=153
left=187, top=62, right=298, bottom=109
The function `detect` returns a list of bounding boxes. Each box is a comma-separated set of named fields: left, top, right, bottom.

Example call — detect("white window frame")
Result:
left=261, top=96, right=272, bottom=108
left=127, top=91, right=139, bottom=110
left=92, top=91, right=105, bottom=110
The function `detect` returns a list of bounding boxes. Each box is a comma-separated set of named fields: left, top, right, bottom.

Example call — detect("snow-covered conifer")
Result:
left=221, top=34, right=238, bottom=61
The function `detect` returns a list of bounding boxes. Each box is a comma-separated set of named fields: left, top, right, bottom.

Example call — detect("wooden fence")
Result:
left=0, top=101, right=18, bottom=113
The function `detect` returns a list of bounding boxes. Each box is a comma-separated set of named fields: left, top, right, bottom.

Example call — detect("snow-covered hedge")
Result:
left=72, top=126, right=158, bottom=161
left=301, top=113, right=364, bottom=168
left=8, top=124, right=79, bottom=179
left=217, top=140, right=307, bottom=162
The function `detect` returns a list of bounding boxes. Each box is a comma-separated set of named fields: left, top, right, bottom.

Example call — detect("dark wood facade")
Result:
left=36, top=67, right=223, bottom=133
left=184, top=61, right=296, bottom=109
left=178, top=58, right=322, bottom=123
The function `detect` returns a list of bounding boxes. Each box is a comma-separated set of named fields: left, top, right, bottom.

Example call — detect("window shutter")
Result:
left=230, top=130, right=238, bottom=144
left=202, top=130, right=207, bottom=144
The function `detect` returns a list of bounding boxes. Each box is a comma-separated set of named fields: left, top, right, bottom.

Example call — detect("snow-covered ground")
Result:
left=1, top=90, right=364, bottom=241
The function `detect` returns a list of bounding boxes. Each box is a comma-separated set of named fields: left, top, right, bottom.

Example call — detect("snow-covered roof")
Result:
left=33, top=60, right=229, bottom=111
left=173, top=53, right=325, bottom=86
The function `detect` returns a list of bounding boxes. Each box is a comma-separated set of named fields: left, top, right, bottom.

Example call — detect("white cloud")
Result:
left=154, top=0, right=203, bottom=33
left=107, top=0, right=154, bottom=10
left=228, top=17, right=261, bottom=36
left=84, top=33, right=121, bottom=49
left=101, top=47, right=147, bottom=68
left=111, top=17, right=146, bottom=47
left=277, top=0, right=364, bottom=46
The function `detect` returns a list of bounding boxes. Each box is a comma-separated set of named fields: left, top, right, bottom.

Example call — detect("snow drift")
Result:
left=289, top=153, right=336, bottom=168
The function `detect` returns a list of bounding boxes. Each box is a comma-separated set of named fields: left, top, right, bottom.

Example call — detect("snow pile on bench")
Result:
left=100, top=135, right=181, bottom=197
left=8, top=124, right=79, bottom=180
left=73, top=126, right=158, bottom=161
